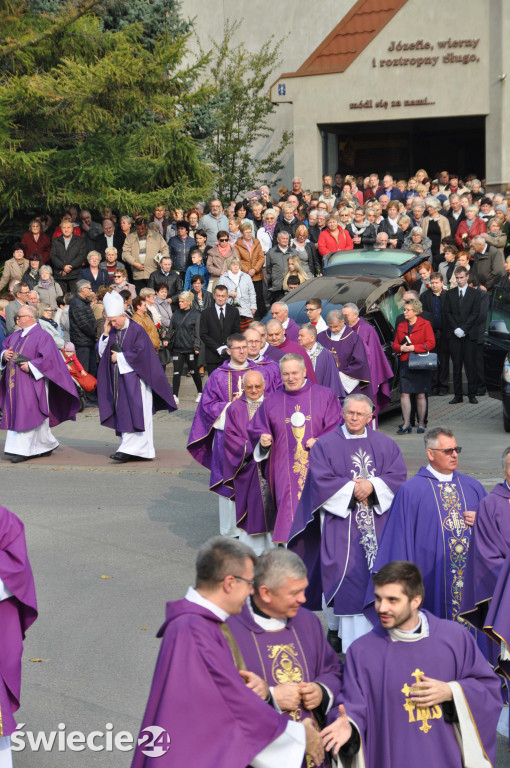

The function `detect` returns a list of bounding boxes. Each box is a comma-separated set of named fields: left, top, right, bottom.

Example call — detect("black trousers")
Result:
left=172, top=351, right=202, bottom=396
left=133, top=279, right=149, bottom=294
left=75, top=345, right=97, bottom=377
left=450, top=337, right=477, bottom=396
left=253, top=280, right=267, bottom=319
left=433, top=330, right=450, bottom=392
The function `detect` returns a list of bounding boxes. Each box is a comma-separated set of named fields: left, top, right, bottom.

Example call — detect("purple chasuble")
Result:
left=228, top=602, right=342, bottom=768
left=284, top=317, right=300, bottom=343
left=1, top=324, right=80, bottom=430
left=352, top=317, right=393, bottom=413
left=338, top=611, right=501, bottom=768
left=0, top=506, right=38, bottom=736
left=223, top=395, right=276, bottom=534
left=460, top=482, right=510, bottom=639
left=367, top=467, right=486, bottom=622
left=130, top=599, right=286, bottom=768
left=269, top=338, right=317, bottom=383
left=263, top=343, right=286, bottom=363
left=317, top=328, right=372, bottom=399
left=310, top=347, right=345, bottom=399
left=247, top=381, right=342, bottom=542
left=250, top=356, right=283, bottom=392
left=484, top=550, right=510, bottom=681
left=187, top=360, right=277, bottom=497
left=97, top=320, right=176, bottom=435
left=288, top=426, right=406, bottom=614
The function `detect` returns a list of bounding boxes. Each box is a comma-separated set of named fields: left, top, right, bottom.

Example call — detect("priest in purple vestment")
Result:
left=484, top=549, right=510, bottom=682
left=245, top=326, right=282, bottom=393
left=317, top=309, right=372, bottom=400
left=270, top=301, right=300, bottom=342
left=298, top=323, right=345, bottom=400
left=289, top=394, right=406, bottom=653
left=0, top=505, right=38, bottom=764
left=248, top=353, right=342, bottom=543
left=251, top=321, right=286, bottom=363
left=320, top=561, right=501, bottom=768
left=97, top=292, right=176, bottom=462
left=459, top=448, right=510, bottom=664
left=266, top=319, right=317, bottom=383
left=342, top=303, right=394, bottom=413
left=228, top=549, right=342, bottom=768
left=367, top=427, right=486, bottom=624
left=187, top=333, right=279, bottom=537
left=131, top=537, right=324, bottom=768
left=223, top=370, right=276, bottom=554
left=1, top=305, right=80, bottom=462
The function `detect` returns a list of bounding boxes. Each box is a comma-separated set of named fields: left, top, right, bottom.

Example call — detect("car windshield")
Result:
left=327, top=250, right=418, bottom=267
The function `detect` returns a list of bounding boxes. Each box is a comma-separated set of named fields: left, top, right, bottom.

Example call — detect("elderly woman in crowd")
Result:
left=482, top=216, right=506, bottom=258
left=139, top=287, right=163, bottom=327
left=100, top=246, right=125, bottom=281
left=378, top=200, right=403, bottom=248
left=291, top=224, right=321, bottom=277
left=455, top=204, right=486, bottom=248
left=168, top=291, right=203, bottom=404
left=347, top=207, right=376, bottom=249
left=411, top=201, right=426, bottom=228
left=0, top=242, right=28, bottom=293
left=21, top=218, right=51, bottom=263
left=411, top=260, right=434, bottom=295
left=438, top=245, right=459, bottom=288
left=403, top=226, right=433, bottom=260
left=221, top=255, right=256, bottom=332
left=256, top=209, right=278, bottom=254
left=131, top=296, right=160, bottom=351
left=318, top=212, right=353, bottom=258
left=235, top=221, right=265, bottom=318
left=38, top=304, right=64, bottom=349
left=397, top=214, right=412, bottom=241
left=22, top=253, right=42, bottom=290
left=228, top=216, right=242, bottom=244
left=206, top=230, right=236, bottom=291
left=393, top=298, right=435, bottom=435
left=421, top=198, right=451, bottom=267
left=34, top=264, right=63, bottom=310
left=111, top=267, right=136, bottom=298
left=79, top=251, right=110, bottom=293
left=154, top=283, right=173, bottom=328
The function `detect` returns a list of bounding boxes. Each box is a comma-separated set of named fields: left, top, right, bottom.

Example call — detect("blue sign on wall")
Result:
left=278, top=83, right=286, bottom=96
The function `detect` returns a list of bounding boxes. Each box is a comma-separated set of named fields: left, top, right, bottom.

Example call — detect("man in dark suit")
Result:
left=444, top=265, right=482, bottom=404
left=200, top=284, right=241, bottom=374
left=445, top=194, right=466, bottom=237
left=94, top=218, right=125, bottom=258
left=468, top=274, right=491, bottom=396
left=50, top=220, right=88, bottom=293
left=421, top=273, right=449, bottom=395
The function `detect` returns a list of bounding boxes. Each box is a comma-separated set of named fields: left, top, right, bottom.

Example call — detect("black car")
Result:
left=483, top=284, right=510, bottom=431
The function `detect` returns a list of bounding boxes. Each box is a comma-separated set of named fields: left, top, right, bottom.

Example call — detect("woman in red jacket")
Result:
left=21, top=219, right=51, bottom=264
left=455, top=204, right=486, bottom=249
left=317, top=212, right=353, bottom=260
left=392, top=299, right=435, bottom=434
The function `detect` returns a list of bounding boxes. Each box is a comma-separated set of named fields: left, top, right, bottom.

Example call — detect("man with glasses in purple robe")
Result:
left=367, top=428, right=486, bottom=623
left=289, top=394, right=406, bottom=653
left=228, top=548, right=342, bottom=768
left=0, top=504, right=38, bottom=768
left=0, top=305, right=80, bottom=462
left=321, top=561, right=501, bottom=768
left=131, top=537, right=324, bottom=768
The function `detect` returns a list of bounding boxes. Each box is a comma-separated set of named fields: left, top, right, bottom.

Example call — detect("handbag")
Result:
left=406, top=322, right=438, bottom=370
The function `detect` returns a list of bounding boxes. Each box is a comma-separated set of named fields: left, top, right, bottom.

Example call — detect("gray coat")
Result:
left=266, top=246, right=297, bottom=291
left=34, top=280, right=63, bottom=310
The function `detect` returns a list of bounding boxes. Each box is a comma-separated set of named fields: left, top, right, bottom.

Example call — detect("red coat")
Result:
left=317, top=227, right=353, bottom=258
left=455, top=217, right=486, bottom=248
left=392, top=315, right=435, bottom=361
left=21, top=231, right=51, bottom=264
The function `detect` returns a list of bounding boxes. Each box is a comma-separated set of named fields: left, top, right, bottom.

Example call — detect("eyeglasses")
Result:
left=233, top=576, right=254, bottom=586
left=218, top=238, right=228, bottom=242
left=429, top=447, right=462, bottom=455
left=15, top=314, right=31, bottom=319
left=305, top=308, right=319, bottom=313
left=230, top=345, right=247, bottom=351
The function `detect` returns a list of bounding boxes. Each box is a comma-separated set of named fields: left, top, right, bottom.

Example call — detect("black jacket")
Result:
left=377, top=219, right=405, bottom=248
left=445, top=208, right=466, bottom=237
left=347, top=222, right=377, bottom=249
left=200, top=304, right=240, bottom=365
left=69, top=294, right=96, bottom=347
left=273, top=218, right=300, bottom=244
left=444, top=286, right=482, bottom=341
left=94, top=230, right=126, bottom=258
left=420, top=289, right=447, bottom=332
left=50, top=235, right=87, bottom=281
left=169, top=308, right=201, bottom=353
left=147, top=268, right=182, bottom=302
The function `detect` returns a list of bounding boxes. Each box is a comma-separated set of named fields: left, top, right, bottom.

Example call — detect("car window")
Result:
left=375, top=286, right=406, bottom=329
left=326, top=251, right=417, bottom=267
left=488, top=286, right=510, bottom=337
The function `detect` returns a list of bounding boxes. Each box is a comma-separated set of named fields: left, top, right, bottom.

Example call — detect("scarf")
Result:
left=349, top=220, right=368, bottom=236
left=40, top=278, right=52, bottom=289
left=263, top=222, right=276, bottom=238
left=217, top=242, right=231, bottom=258
left=227, top=270, right=242, bottom=292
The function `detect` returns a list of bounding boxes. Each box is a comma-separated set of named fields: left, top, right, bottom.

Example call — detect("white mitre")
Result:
left=103, top=291, right=125, bottom=318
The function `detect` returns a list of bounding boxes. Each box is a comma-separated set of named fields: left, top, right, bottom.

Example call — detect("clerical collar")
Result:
left=248, top=596, right=286, bottom=631
left=185, top=586, right=229, bottom=621
left=260, top=342, right=269, bottom=355
left=228, top=361, right=249, bottom=370
left=21, top=323, right=37, bottom=337
left=330, top=327, right=346, bottom=340
left=506, top=480, right=510, bottom=492
left=282, top=318, right=289, bottom=328
left=388, top=612, right=429, bottom=643
left=426, top=463, right=453, bottom=482
left=247, top=395, right=264, bottom=403
left=342, top=424, right=367, bottom=439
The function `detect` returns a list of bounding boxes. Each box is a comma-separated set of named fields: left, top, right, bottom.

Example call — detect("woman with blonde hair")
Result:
left=283, top=256, right=308, bottom=291
left=291, top=224, right=321, bottom=277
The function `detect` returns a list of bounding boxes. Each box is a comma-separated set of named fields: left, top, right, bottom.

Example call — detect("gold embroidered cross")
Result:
left=401, top=669, right=442, bottom=734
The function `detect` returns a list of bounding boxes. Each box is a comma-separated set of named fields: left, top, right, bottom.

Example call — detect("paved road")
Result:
left=1, top=384, right=509, bottom=765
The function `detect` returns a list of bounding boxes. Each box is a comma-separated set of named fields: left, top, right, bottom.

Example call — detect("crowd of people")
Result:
left=1, top=169, right=510, bottom=767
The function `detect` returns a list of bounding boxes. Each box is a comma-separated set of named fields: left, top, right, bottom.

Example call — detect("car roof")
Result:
left=284, top=275, right=405, bottom=313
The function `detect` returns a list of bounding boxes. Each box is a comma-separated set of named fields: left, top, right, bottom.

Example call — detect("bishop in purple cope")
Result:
left=0, top=505, right=38, bottom=756
left=228, top=549, right=342, bottom=768
left=320, top=562, right=502, bottom=768
left=317, top=309, right=372, bottom=400
left=342, top=304, right=394, bottom=413
left=460, top=453, right=510, bottom=665
left=248, top=354, right=342, bottom=543
left=367, top=428, right=486, bottom=624
left=1, top=309, right=80, bottom=460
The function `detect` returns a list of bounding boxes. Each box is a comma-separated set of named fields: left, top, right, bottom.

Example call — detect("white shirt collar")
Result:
left=21, top=323, right=37, bottom=337
left=282, top=318, right=289, bottom=328
left=330, top=326, right=346, bottom=340
left=248, top=598, right=286, bottom=631
left=185, top=586, right=230, bottom=621
left=426, top=463, right=453, bottom=481
left=342, top=424, right=367, bottom=439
